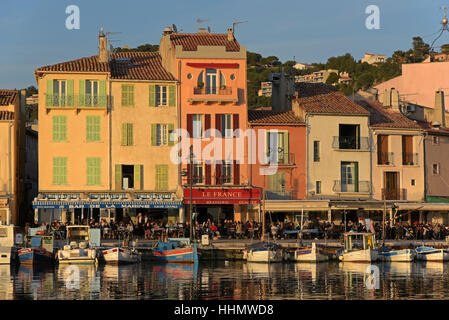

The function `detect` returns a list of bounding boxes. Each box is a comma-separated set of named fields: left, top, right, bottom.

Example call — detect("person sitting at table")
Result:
left=210, top=222, right=219, bottom=238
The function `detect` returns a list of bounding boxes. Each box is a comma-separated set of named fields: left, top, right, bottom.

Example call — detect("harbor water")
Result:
left=2, top=260, right=449, bottom=300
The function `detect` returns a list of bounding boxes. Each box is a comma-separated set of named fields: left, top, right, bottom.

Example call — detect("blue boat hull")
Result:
left=18, top=249, right=54, bottom=265
left=153, top=244, right=201, bottom=263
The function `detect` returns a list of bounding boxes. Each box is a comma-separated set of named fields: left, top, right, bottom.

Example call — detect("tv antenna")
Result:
left=196, top=18, right=210, bottom=25
left=429, top=7, right=449, bottom=55
left=232, top=20, right=248, bottom=31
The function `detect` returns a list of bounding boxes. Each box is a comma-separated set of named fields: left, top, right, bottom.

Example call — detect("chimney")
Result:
left=391, top=88, right=400, bottom=110
left=382, top=89, right=391, bottom=107
left=434, top=90, right=446, bottom=128
left=227, top=28, right=235, bottom=41
left=98, top=27, right=109, bottom=63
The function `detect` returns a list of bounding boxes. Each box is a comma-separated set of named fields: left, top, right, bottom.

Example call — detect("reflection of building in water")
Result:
left=0, top=265, right=13, bottom=299
left=101, top=264, right=140, bottom=299
left=15, top=265, right=56, bottom=300
left=57, top=264, right=100, bottom=300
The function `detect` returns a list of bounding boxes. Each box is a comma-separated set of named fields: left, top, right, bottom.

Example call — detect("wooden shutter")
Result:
left=115, top=165, right=122, bottom=190
left=151, top=124, right=158, bottom=146
left=215, top=163, right=222, bottom=185
left=168, top=124, right=175, bottom=146
left=122, top=123, right=127, bottom=145
left=204, top=114, right=211, bottom=138
left=187, top=114, right=193, bottom=138
left=46, top=79, right=54, bottom=106
left=354, top=162, right=359, bottom=192
left=149, top=84, right=156, bottom=107
left=283, top=132, right=289, bottom=162
left=168, top=85, right=176, bottom=107
left=67, top=80, right=74, bottom=106
left=87, top=158, right=93, bottom=185
left=156, top=165, right=168, bottom=190
left=95, top=158, right=101, bottom=185
left=402, top=135, right=413, bottom=164
left=215, top=114, right=222, bottom=137
left=233, top=114, right=239, bottom=137
left=86, top=116, right=92, bottom=142
left=205, top=163, right=211, bottom=185
left=378, top=135, right=388, bottom=164
left=134, top=164, right=142, bottom=190
left=268, top=174, right=276, bottom=191
left=129, top=85, right=134, bottom=106
left=128, top=123, right=133, bottom=145
left=99, top=80, right=107, bottom=107
left=79, top=80, right=86, bottom=106
left=233, top=161, right=240, bottom=185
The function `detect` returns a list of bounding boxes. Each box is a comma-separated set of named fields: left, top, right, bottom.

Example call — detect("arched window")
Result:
left=219, top=71, right=226, bottom=88
left=197, top=71, right=204, bottom=87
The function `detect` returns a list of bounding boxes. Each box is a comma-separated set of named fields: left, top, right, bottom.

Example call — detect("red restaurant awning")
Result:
left=186, top=63, right=239, bottom=69
left=184, top=188, right=260, bottom=205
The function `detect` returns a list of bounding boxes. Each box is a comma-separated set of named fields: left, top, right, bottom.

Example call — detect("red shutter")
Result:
left=205, top=114, right=211, bottom=138
left=187, top=114, right=193, bottom=138
left=215, top=114, right=222, bottom=137
left=233, top=161, right=240, bottom=185
left=233, top=114, right=239, bottom=137
left=215, top=163, right=222, bottom=185
left=205, top=163, right=211, bottom=185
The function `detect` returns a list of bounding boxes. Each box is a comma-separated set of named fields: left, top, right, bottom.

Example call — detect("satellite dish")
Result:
left=172, top=24, right=178, bottom=33
left=207, top=26, right=211, bottom=33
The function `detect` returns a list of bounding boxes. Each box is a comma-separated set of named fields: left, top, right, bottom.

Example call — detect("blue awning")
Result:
left=32, top=200, right=183, bottom=209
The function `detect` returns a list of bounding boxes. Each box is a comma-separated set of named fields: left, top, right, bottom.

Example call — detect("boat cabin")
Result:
left=343, top=232, right=376, bottom=252
left=0, top=225, right=21, bottom=247
left=24, top=235, right=54, bottom=252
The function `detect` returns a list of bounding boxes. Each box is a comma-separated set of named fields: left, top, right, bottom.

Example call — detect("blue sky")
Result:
left=1, top=0, right=448, bottom=89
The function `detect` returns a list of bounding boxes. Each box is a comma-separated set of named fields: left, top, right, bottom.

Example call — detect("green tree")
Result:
left=325, top=72, right=339, bottom=84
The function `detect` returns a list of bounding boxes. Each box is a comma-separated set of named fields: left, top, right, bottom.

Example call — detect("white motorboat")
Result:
left=243, top=242, right=283, bottom=263
left=415, top=246, right=449, bottom=261
left=103, top=246, right=141, bottom=264
left=57, top=226, right=97, bottom=264
left=338, top=232, right=378, bottom=262
left=378, top=246, right=415, bottom=262
left=285, top=242, right=329, bottom=262
left=0, top=225, right=21, bottom=264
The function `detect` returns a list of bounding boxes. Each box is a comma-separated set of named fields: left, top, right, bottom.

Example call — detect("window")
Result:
left=402, top=136, right=414, bottom=165
left=338, top=124, right=360, bottom=149
left=267, top=131, right=289, bottom=164
left=121, top=84, right=134, bottom=106
left=122, top=123, right=133, bottom=146
left=193, top=164, right=203, bottom=184
left=53, top=116, right=67, bottom=142
left=86, top=116, right=100, bottom=142
left=53, top=157, right=67, bottom=185
left=377, top=135, right=389, bottom=165
left=205, top=68, right=217, bottom=94
left=85, top=80, right=99, bottom=106
left=433, top=163, right=440, bottom=175
left=192, top=115, right=203, bottom=138
left=313, top=141, right=320, bottom=162
left=157, top=124, right=168, bottom=146
left=267, top=172, right=286, bottom=196
left=221, top=114, right=232, bottom=138
left=53, top=80, right=67, bottom=106
left=432, top=136, right=440, bottom=145
left=219, top=71, right=226, bottom=88
left=411, top=179, right=415, bottom=186
left=341, top=162, right=358, bottom=192
left=155, top=165, right=169, bottom=190
left=121, top=165, right=134, bottom=189
left=316, top=181, right=321, bottom=194
left=222, top=162, right=232, bottom=184
left=86, top=158, right=101, bottom=186
left=156, top=85, right=167, bottom=106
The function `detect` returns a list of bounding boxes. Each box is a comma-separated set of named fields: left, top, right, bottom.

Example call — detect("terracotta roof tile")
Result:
left=416, top=120, right=449, bottom=134
left=295, top=82, right=338, bottom=98
left=357, top=100, right=422, bottom=129
left=0, top=111, right=14, bottom=120
left=248, top=110, right=304, bottom=125
left=296, top=91, right=370, bottom=115
left=169, top=33, right=240, bottom=52
left=0, top=89, right=18, bottom=106
left=35, top=52, right=175, bottom=81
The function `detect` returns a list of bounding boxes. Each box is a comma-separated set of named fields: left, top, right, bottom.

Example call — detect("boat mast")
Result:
left=382, top=190, right=386, bottom=245
left=262, top=187, right=266, bottom=241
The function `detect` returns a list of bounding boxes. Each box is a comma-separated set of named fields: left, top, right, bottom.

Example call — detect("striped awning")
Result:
left=33, top=200, right=182, bottom=209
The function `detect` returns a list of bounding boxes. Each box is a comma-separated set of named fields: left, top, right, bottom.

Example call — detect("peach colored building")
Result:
left=0, top=90, right=26, bottom=225
left=33, top=30, right=182, bottom=224
left=159, top=27, right=260, bottom=223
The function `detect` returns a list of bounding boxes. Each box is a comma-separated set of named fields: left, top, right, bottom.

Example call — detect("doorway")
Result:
left=384, top=172, right=399, bottom=200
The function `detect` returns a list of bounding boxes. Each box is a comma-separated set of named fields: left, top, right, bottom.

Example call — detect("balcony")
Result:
left=332, top=136, right=370, bottom=151
left=382, top=188, right=406, bottom=200
left=265, top=152, right=295, bottom=166
left=45, top=94, right=108, bottom=109
left=186, top=175, right=204, bottom=185
left=333, top=180, right=371, bottom=193
left=402, top=153, right=419, bottom=166
left=377, top=152, right=394, bottom=165
left=187, top=86, right=238, bottom=104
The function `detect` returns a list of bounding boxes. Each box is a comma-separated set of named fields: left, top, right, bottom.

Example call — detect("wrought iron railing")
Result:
left=193, top=87, right=232, bottom=95
left=332, top=136, right=370, bottom=151
left=377, top=152, right=394, bottom=165
left=402, top=152, right=418, bottom=166
left=333, top=180, right=371, bottom=193
left=45, top=94, right=108, bottom=107
left=266, top=152, right=295, bottom=165
left=266, top=190, right=293, bottom=200
left=382, top=188, right=406, bottom=200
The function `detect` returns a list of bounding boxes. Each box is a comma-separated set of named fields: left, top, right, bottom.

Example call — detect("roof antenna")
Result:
left=232, top=20, right=248, bottom=32
left=429, top=7, right=449, bottom=58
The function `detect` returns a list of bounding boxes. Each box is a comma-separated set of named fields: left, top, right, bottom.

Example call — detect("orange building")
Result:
left=159, top=27, right=260, bottom=223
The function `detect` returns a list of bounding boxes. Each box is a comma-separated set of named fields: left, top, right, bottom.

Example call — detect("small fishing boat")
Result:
left=415, top=246, right=449, bottom=261
left=103, top=243, right=141, bottom=264
left=18, top=235, right=55, bottom=265
left=283, top=230, right=328, bottom=262
left=0, top=225, right=20, bottom=264
left=378, top=246, right=414, bottom=262
left=152, top=238, right=200, bottom=263
left=338, top=232, right=378, bottom=262
left=243, top=242, right=283, bottom=263
left=57, top=226, right=97, bottom=264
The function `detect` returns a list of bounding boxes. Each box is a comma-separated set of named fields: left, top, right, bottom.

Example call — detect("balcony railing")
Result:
left=402, top=152, right=419, bottom=166
left=45, top=94, right=108, bottom=107
left=333, top=180, right=371, bottom=193
left=332, top=136, right=370, bottom=151
left=377, top=152, right=394, bottom=165
left=193, top=87, right=232, bottom=95
left=216, top=175, right=233, bottom=185
left=382, top=188, right=406, bottom=200
left=266, top=152, right=295, bottom=165
left=186, top=176, right=204, bottom=185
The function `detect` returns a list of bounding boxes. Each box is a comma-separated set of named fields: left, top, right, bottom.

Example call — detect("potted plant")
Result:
left=197, top=81, right=204, bottom=89
left=220, top=84, right=226, bottom=90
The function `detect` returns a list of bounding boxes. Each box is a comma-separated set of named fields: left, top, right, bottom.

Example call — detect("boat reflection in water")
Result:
left=295, top=262, right=329, bottom=283
left=15, top=264, right=55, bottom=299
left=57, top=264, right=101, bottom=299
left=0, top=265, right=13, bottom=299
left=244, top=262, right=279, bottom=278
left=379, top=262, right=415, bottom=276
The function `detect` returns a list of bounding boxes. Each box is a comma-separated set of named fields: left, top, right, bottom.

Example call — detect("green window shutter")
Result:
left=115, top=164, right=122, bottom=190
left=87, top=158, right=101, bottom=185
left=169, top=85, right=176, bottom=107
left=67, top=80, right=74, bottom=106
left=129, top=85, right=134, bottom=106
left=122, top=84, right=134, bottom=107
left=53, top=116, right=67, bottom=142
left=268, top=174, right=276, bottom=192
left=86, top=116, right=92, bottom=142
left=155, top=165, right=168, bottom=190
left=53, top=157, right=67, bottom=185
left=122, top=123, right=128, bottom=146
left=283, top=132, right=289, bottom=157
left=52, top=116, right=59, bottom=141
left=86, top=158, right=93, bottom=186
left=79, top=80, right=86, bottom=106
left=60, top=116, right=67, bottom=141
left=99, top=80, right=107, bottom=107
left=46, top=79, right=54, bottom=106
left=168, top=123, right=175, bottom=146
left=128, top=123, right=133, bottom=145
left=149, top=84, right=156, bottom=107
left=151, top=124, right=157, bottom=146
left=86, top=116, right=100, bottom=142
left=134, top=164, right=142, bottom=190
left=354, top=162, right=359, bottom=192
